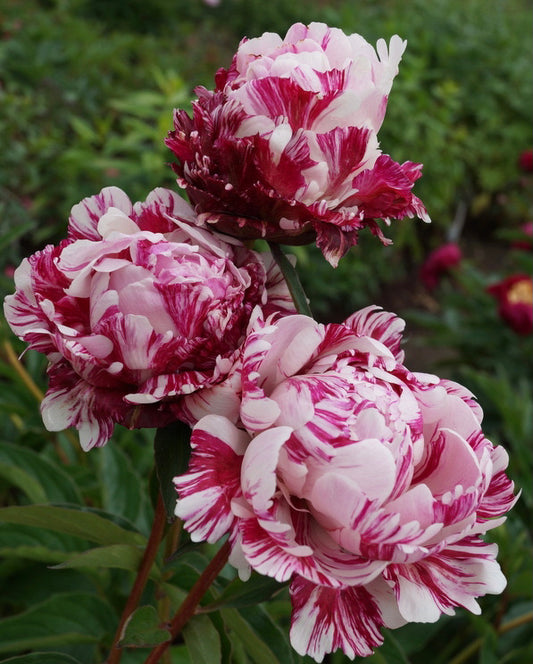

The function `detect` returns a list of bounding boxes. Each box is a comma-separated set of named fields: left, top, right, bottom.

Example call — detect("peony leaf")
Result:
left=0, top=592, right=116, bottom=654
left=0, top=442, right=82, bottom=504
left=183, top=614, right=222, bottom=664
left=119, top=605, right=171, bottom=647
left=203, top=572, right=286, bottom=610
left=364, top=630, right=410, bottom=663
left=220, top=606, right=296, bottom=664
left=0, top=523, right=88, bottom=563
left=154, top=421, right=192, bottom=519
left=0, top=461, right=47, bottom=504
left=0, top=653, right=84, bottom=664
left=0, top=505, right=146, bottom=547
left=50, top=543, right=156, bottom=575
left=96, top=442, right=152, bottom=533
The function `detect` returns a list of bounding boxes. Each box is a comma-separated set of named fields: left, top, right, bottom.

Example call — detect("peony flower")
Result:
left=175, top=306, right=517, bottom=661
left=166, top=22, right=430, bottom=266
left=420, top=242, right=462, bottom=291
left=488, top=274, right=533, bottom=335
left=518, top=149, right=533, bottom=172
left=3, top=187, right=295, bottom=450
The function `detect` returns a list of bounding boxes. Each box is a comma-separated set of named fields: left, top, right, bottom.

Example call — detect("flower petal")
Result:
left=289, top=576, right=385, bottom=662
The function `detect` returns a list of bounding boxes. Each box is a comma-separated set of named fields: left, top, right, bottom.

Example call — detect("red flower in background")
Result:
left=488, top=274, right=533, bottom=335
left=420, top=242, right=462, bottom=291
left=518, top=149, right=533, bottom=172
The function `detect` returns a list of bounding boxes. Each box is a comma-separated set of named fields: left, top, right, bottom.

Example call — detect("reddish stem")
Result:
left=106, top=492, right=167, bottom=664
left=143, top=540, right=231, bottom=664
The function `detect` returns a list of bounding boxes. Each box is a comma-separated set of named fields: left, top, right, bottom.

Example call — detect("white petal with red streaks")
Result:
left=174, top=415, right=248, bottom=542
left=289, top=576, right=385, bottom=662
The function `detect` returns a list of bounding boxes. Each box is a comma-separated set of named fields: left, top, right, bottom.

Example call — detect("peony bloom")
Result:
left=3, top=187, right=295, bottom=450
left=518, top=149, right=533, bottom=172
left=420, top=242, right=462, bottom=291
left=166, top=22, right=430, bottom=266
left=175, top=306, right=517, bottom=661
left=488, top=274, right=533, bottom=335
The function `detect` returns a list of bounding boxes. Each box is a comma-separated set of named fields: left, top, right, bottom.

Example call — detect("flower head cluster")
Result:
left=166, top=22, right=429, bottom=266
left=3, top=20, right=517, bottom=664
left=175, top=306, right=516, bottom=661
left=4, top=187, right=295, bottom=449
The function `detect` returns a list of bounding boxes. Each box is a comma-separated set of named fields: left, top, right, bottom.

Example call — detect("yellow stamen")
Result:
left=507, top=279, right=532, bottom=305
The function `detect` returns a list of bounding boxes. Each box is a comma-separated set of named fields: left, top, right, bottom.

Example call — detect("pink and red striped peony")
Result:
left=166, top=22, right=429, bottom=266
left=2, top=19, right=519, bottom=663
left=175, top=306, right=517, bottom=661
left=3, top=187, right=295, bottom=449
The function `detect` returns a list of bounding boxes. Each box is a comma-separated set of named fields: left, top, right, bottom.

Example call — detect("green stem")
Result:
left=105, top=492, right=167, bottom=664
left=268, top=242, right=313, bottom=317
left=143, top=540, right=231, bottom=664
left=448, top=610, right=533, bottom=664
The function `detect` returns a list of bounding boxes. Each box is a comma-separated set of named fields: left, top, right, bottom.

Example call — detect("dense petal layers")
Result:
left=166, top=22, right=429, bottom=266
left=3, top=187, right=295, bottom=449
left=175, top=306, right=517, bottom=660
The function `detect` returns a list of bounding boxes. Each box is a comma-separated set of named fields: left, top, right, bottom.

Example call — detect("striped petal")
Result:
left=174, top=415, right=249, bottom=542
left=289, top=576, right=385, bottom=662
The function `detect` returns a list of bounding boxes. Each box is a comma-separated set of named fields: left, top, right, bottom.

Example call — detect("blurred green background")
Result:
left=0, top=1, right=531, bottom=663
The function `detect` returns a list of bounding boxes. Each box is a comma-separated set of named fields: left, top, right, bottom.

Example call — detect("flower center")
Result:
left=507, top=279, right=533, bottom=305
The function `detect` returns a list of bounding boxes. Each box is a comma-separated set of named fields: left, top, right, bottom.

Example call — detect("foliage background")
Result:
left=0, top=0, right=531, bottom=663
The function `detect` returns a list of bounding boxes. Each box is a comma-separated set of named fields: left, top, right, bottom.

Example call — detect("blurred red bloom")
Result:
left=420, top=242, right=462, bottom=290
left=488, top=274, right=533, bottom=335
left=518, top=149, right=533, bottom=172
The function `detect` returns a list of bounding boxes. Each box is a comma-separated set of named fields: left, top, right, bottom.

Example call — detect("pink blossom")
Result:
left=488, top=274, right=533, bottom=335
left=420, top=242, right=462, bottom=290
left=3, top=187, right=295, bottom=450
left=166, top=23, right=430, bottom=266
left=175, top=306, right=517, bottom=661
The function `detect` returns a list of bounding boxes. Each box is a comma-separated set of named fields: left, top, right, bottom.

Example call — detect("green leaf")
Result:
left=0, top=442, right=82, bottom=504
left=96, top=442, right=152, bottom=533
left=221, top=606, right=294, bottom=664
left=205, top=611, right=233, bottom=664
left=183, top=614, right=222, bottom=664
left=154, top=421, right=192, bottom=519
left=119, top=605, right=171, bottom=647
left=0, top=562, right=95, bottom=606
left=204, top=572, right=286, bottom=610
left=365, top=629, right=411, bottom=664
left=0, top=592, right=116, bottom=654
left=0, top=653, right=84, bottom=664
left=0, top=462, right=47, bottom=504
left=0, top=505, right=146, bottom=547
left=0, top=523, right=88, bottom=563
left=51, top=543, right=153, bottom=575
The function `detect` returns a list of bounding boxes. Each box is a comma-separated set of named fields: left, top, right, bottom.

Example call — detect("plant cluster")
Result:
left=0, top=2, right=531, bottom=664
